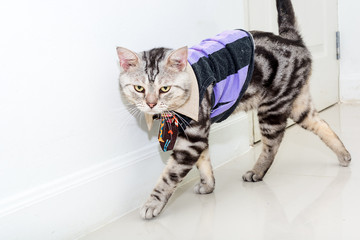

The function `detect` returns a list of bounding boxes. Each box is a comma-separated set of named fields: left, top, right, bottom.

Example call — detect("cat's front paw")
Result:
left=193, top=182, right=215, bottom=194
left=242, top=170, right=263, bottom=182
left=338, top=151, right=351, bottom=167
left=140, top=196, right=166, bottom=220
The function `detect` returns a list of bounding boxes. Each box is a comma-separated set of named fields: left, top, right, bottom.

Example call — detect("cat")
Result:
left=116, top=0, right=351, bottom=220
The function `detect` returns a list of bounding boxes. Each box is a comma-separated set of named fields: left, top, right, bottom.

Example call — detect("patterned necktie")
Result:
left=158, top=113, right=179, bottom=152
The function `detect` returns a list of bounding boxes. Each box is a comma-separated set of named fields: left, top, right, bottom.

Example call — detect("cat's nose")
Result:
left=147, top=102, right=157, bottom=109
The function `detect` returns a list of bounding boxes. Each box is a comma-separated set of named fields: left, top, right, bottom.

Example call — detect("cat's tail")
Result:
left=276, top=0, right=302, bottom=41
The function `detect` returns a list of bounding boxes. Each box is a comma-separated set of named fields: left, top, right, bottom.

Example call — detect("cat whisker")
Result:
left=117, top=114, right=135, bottom=130
left=163, top=111, right=173, bottom=134
left=116, top=106, right=144, bottom=130
left=172, top=111, right=191, bottom=126
left=168, top=110, right=189, bottom=140
left=128, top=108, right=139, bottom=117
left=171, top=111, right=191, bottom=129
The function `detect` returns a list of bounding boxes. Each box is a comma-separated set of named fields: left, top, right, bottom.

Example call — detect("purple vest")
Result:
left=188, top=29, right=255, bottom=123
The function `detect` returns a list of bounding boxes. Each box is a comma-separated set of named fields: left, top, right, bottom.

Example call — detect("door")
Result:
left=244, top=0, right=340, bottom=142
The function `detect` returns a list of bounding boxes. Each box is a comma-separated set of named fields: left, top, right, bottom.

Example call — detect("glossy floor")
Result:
left=80, top=104, right=360, bottom=240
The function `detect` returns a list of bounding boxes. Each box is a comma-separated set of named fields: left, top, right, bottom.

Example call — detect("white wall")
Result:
left=339, top=0, right=360, bottom=102
left=0, top=0, right=248, bottom=239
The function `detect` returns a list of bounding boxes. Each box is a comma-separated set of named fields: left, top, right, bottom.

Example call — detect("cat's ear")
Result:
left=116, top=47, right=140, bottom=72
left=166, top=46, right=188, bottom=72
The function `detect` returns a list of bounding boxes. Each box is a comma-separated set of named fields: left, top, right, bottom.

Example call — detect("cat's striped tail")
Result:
left=276, top=0, right=302, bottom=41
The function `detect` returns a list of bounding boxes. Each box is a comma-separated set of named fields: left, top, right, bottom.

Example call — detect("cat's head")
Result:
left=116, top=46, right=191, bottom=114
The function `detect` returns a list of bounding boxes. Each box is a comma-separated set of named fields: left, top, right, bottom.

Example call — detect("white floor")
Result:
left=80, top=104, right=360, bottom=240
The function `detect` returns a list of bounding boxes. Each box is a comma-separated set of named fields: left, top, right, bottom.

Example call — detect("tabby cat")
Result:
left=116, top=0, right=351, bottom=220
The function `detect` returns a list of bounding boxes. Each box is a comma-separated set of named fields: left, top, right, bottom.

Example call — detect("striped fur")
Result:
left=117, top=0, right=351, bottom=220
left=142, top=47, right=170, bottom=82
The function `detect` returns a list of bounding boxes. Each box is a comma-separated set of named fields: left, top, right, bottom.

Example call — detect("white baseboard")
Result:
left=0, top=113, right=251, bottom=240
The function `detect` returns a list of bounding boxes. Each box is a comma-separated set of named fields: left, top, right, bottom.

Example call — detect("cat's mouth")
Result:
left=143, top=104, right=173, bottom=115
left=144, top=108, right=165, bottom=115
left=144, top=107, right=158, bottom=113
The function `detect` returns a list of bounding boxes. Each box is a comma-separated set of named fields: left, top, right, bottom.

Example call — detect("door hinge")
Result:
left=336, top=31, right=340, bottom=60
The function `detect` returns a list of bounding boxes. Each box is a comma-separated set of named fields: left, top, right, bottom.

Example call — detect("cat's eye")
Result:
left=160, top=86, right=171, bottom=93
left=134, top=85, right=145, bottom=93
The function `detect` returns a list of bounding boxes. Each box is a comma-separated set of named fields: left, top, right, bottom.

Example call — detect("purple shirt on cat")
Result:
left=187, top=29, right=255, bottom=123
